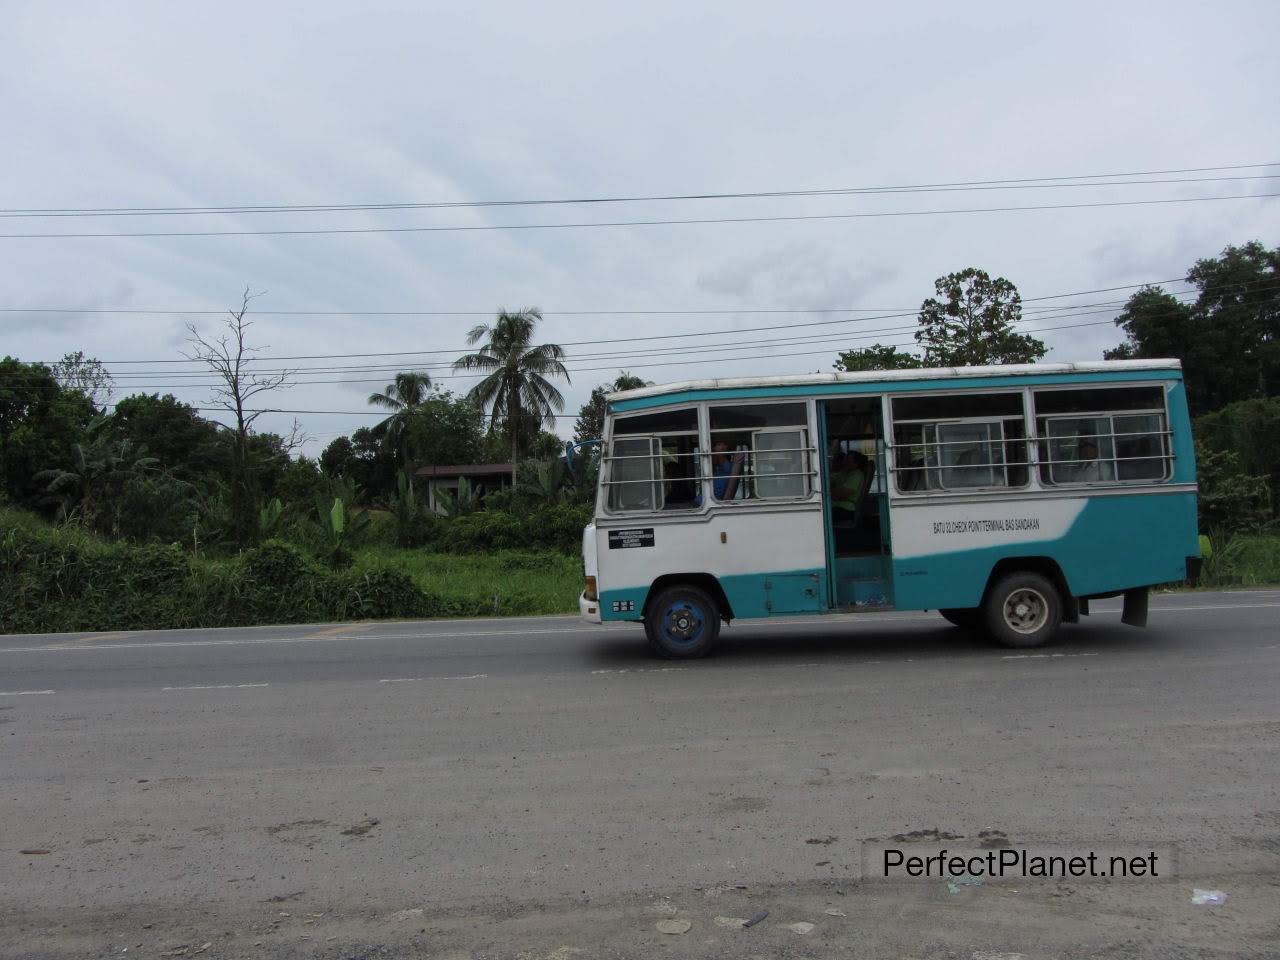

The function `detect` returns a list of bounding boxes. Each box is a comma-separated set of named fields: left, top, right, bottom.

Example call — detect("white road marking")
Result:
left=1002, top=653, right=1100, bottom=660
left=379, top=674, right=486, bottom=683
left=0, top=689, right=54, bottom=696
left=161, top=683, right=270, bottom=691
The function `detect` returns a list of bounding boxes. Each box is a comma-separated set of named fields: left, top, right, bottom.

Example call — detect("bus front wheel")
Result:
left=645, top=585, right=721, bottom=659
left=983, top=572, right=1062, bottom=648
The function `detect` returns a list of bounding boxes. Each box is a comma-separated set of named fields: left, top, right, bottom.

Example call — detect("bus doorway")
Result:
left=819, top=397, right=893, bottom=608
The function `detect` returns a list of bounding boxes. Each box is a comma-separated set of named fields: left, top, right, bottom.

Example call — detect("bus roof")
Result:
left=608, top=358, right=1182, bottom=403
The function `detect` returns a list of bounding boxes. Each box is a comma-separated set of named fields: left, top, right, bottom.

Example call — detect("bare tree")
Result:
left=52, top=351, right=114, bottom=406
left=183, top=288, right=295, bottom=546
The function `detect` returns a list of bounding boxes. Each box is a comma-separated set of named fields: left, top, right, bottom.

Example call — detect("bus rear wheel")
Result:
left=645, top=585, right=721, bottom=659
left=939, top=608, right=983, bottom=629
left=983, top=572, right=1062, bottom=648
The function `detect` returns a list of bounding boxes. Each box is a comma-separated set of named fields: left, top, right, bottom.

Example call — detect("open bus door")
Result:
left=819, top=397, right=894, bottom=610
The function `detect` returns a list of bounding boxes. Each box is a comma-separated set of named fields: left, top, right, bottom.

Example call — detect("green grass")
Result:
left=1199, top=533, right=1280, bottom=588
left=353, top=547, right=581, bottom=616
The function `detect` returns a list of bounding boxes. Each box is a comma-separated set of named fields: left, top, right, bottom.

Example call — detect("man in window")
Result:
left=696, top=441, right=746, bottom=504
left=1063, top=436, right=1115, bottom=482
left=711, top=441, right=747, bottom=500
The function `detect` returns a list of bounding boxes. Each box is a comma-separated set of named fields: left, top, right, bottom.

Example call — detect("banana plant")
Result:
left=313, top=492, right=369, bottom=566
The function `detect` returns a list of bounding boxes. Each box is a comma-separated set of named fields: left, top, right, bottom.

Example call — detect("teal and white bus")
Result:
left=578, top=359, right=1200, bottom=656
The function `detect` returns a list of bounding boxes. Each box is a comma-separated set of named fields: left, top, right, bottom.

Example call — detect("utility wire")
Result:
left=55, top=313, right=1152, bottom=392
left=2, top=193, right=1275, bottom=239
left=4, top=277, right=1190, bottom=320
left=5, top=162, right=1275, bottom=217
left=3, top=175, right=1276, bottom=219
left=17, top=276, right=1197, bottom=364
left=86, top=304, right=1160, bottom=380
left=79, top=288, right=1230, bottom=379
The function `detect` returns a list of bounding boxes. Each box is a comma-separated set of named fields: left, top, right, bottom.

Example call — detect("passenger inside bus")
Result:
left=711, top=441, right=747, bottom=500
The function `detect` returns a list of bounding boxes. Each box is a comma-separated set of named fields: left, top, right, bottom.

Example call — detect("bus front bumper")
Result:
left=579, top=592, right=602, bottom=623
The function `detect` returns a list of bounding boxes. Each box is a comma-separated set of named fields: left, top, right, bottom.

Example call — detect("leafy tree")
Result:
left=1195, top=441, right=1271, bottom=532
left=52, top=351, right=114, bottom=406
left=573, top=372, right=649, bottom=444
left=275, top=455, right=327, bottom=507
left=368, top=372, right=433, bottom=492
left=320, top=436, right=356, bottom=477
left=1105, top=243, right=1279, bottom=414
left=834, top=343, right=924, bottom=373
left=0, top=357, right=95, bottom=505
left=110, top=393, right=225, bottom=482
left=452, top=309, right=570, bottom=478
left=1195, top=397, right=1280, bottom=513
left=1188, top=242, right=1279, bottom=400
left=403, top=389, right=487, bottom=468
left=1104, top=287, right=1194, bottom=360
left=915, top=268, right=1046, bottom=366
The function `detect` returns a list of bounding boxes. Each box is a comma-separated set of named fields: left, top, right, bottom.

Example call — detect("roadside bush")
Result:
left=117, top=474, right=197, bottom=544
left=0, top=505, right=580, bottom=633
left=1195, top=442, right=1272, bottom=532
left=1200, top=533, right=1280, bottom=587
left=333, top=566, right=427, bottom=620
left=435, top=503, right=590, bottom=553
left=1195, top=397, right=1280, bottom=513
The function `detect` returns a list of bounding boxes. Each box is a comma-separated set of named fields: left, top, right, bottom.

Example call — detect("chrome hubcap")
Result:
left=1003, top=588, right=1048, bottom=634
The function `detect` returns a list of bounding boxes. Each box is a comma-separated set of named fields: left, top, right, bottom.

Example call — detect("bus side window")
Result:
left=708, top=402, right=810, bottom=502
left=890, top=392, right=1027, bottom=492
left=1032, top=386, right=1170, bottom=485
left=607, top=406, right=701, bottom=512
left=606, top=437, right=661, bottom=511
left=752, top=429, right=809, bottom=498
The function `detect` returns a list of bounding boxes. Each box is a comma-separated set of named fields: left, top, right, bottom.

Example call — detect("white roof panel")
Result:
left=608, top=359, right=1182, bottom=402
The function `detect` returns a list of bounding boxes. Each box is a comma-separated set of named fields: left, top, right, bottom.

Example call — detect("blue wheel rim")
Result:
left=661, top=599, right=705, bottom=647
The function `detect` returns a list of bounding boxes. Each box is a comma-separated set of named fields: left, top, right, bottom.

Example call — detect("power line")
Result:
left=17, top=277, right=1196, bottom=364
left=3, top=277, right=1191, bottom=320
left=57, top=313, right=1144, bottom=393
left=2, top=193, right=1275, bottom=240
left=79, top=287, right=1233, bottom=379
left=5, top=172, right=1277, bottom=220
left=5, top=162, right=1275, bottom=217
left=87, top=302, right=1162, bottom=380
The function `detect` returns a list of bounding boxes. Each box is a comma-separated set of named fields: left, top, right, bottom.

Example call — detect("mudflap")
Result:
left=1120, top=587, right=1149, bottom=628
left=1062, top=595, right=1080, bottom=625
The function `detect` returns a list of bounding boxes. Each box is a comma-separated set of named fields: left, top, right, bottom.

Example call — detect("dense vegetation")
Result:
left=0, top=507, right=580, bottom=633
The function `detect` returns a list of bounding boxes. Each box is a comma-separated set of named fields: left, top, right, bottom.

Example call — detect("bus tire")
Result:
left=644, top=585, right=721, bottom=659
left=939, top=608, right=982, bottom=629
left=983, top=572, right=1062, bottom=648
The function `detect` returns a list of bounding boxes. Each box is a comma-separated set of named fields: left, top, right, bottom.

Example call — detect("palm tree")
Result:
left=368, top=372, right=432, bottom=495
left=451, top=309, right=569, bottom=480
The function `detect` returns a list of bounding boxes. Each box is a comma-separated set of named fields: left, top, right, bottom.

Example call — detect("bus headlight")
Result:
left=584, top=576, right=598, bottom=601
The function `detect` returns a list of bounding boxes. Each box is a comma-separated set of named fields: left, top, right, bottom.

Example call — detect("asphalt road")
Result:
left=3, top=591, right=1279, bottom=958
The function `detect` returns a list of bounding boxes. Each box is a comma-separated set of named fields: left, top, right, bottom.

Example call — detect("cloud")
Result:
left=0, top=0, right=1277, bottom=453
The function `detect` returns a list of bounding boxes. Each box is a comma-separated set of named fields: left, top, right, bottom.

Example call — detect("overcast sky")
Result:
left=3, top=1, right=1278, bottom=454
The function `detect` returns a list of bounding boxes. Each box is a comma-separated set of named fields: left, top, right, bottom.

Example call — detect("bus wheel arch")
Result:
left=644, top=573, right=734, bottom=623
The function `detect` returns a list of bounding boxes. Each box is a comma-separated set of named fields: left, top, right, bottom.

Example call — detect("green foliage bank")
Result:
left=1, top=508, right=580, bottom=634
